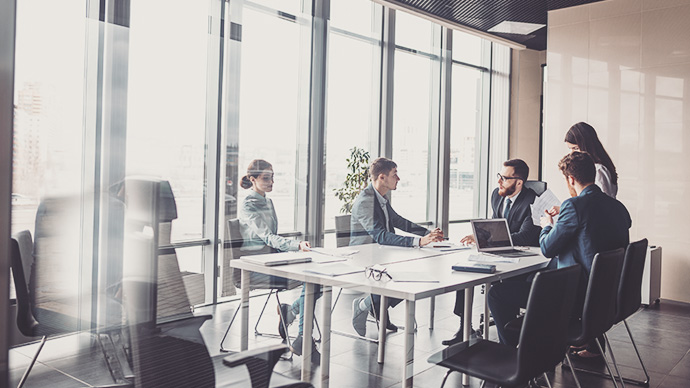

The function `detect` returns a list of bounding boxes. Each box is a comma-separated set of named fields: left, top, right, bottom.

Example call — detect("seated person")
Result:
left=488, top=151, right=631, bottom=349
left=349, top=157, right=444, bottom=336
left=239, top=159, right=319, bottom=361
left=444, top=158, right=541, bottom=345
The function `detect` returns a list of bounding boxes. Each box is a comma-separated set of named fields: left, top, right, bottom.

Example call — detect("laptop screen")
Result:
left=471, top=219, right=513, bottom=251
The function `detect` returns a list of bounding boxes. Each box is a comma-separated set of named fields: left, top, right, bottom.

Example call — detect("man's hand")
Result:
left=299, top=241, right=311, bottom=252
left=460, top=234, right=475, bottom=245
left=540, top=210, right=553, bottom=228
left=420, top=228, right=444, bottom=247
left=546, top=205, right=560, bottom=217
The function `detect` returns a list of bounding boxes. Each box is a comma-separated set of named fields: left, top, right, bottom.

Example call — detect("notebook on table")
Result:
left=470, top=219, right=537, bottom=258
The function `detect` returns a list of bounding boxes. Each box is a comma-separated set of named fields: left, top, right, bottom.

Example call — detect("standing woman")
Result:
left=239, top=159, right=320, bottom=362
left=565, top=122, right=619, bottom=198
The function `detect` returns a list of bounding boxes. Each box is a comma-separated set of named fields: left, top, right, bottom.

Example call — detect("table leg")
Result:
left=429, top=296, right=435, bottom=330
left=302, top=283, right=315, bottom=381
left=378, top=295, right=388, bottom=364
left=240, top=269, right=250, bottom=351
left=483, top=282, right=491, bottom=340
left=403, top=300, right=415, bottom=388
left=321, top=286, right=332, bottom=388
left=462, top=287, right=474, bottom=386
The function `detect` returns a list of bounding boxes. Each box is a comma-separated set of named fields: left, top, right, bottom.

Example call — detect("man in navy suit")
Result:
left=349, top=157, right=444, bottom=336
left=443, top=158, right=542, bottom=346
left=488, top=151, right=631, bottom=348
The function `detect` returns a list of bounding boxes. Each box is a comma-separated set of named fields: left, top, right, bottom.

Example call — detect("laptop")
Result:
left=242, top=253, right=312, bottom=267
left=470, top=219, right=537, bottom=258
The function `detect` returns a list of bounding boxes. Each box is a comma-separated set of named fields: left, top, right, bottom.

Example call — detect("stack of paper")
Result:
left=530, top=189, right=561, bottom=226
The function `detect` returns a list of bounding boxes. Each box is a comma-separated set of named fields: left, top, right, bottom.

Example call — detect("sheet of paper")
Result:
left=530, top=189, right=561, bottom=226
left=303, top=263, right=362, bottom=276
left=468, top=253, right=519, bottom=264
left=309, top=247, right=359, bottom=257
left=424, top=242, right=472, bottom=252
left=388, top=271, right=439, bottom=283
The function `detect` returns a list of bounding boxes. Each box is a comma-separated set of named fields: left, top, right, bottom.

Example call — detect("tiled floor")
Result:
left=8, top=288, right=690, bottom=387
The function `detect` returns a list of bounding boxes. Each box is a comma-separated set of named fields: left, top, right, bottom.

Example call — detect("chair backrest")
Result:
left=226, top=218, right=281, bottom=289
left=335, top=214, right=352, bottom=248
left=615, top=239, right=648, bottom=323
left=579, top=248, right=625, bottom=342
left=10, top=231, right=40, bottom=337
left=524, top=180, right=547, bottom=196
left=516, top=265, right=580, bottom=380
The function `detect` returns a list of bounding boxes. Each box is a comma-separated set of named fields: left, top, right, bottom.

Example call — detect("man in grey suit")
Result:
left=349, top=157, right=444, bottom=336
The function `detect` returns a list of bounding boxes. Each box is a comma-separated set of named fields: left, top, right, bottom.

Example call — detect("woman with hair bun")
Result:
left=239, top=159, right=320, bottom=361
left=564, top=122, right=618, bottom=198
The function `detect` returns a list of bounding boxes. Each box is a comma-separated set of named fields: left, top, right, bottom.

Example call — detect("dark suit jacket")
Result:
left=490, top=187, right=541, bottom=247
left=349, top=184, right=428, bottom=247
left=539, top=184, right=631, bottom=276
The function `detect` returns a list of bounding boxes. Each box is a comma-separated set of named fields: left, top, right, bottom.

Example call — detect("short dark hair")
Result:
left=558, top=152, right=595, bottom=185
left=503, top=159, right=529, bottom=181
left=370, top=157, right=397, bottom=180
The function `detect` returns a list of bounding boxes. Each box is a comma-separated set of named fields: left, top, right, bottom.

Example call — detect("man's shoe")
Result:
left=277, top=303, right=296, bottom=340
left=442, top=327, right=477, bottom=346
left=352, top=297, right=369, bottom=336
left=385, top=321, right=398, bottom=332
left=290, top=334, right=320, bottom=364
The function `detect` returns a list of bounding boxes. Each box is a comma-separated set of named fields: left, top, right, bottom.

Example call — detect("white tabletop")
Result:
left=230, top=244, right=549, bottom=301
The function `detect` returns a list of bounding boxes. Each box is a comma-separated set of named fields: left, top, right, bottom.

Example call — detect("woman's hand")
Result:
left=299, top=241, right=311, bottom=252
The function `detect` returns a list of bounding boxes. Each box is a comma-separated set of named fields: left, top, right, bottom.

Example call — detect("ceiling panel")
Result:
left=385, top=0, right=604, bottom=50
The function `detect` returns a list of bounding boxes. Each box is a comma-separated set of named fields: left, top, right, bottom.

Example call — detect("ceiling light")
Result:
left=488, top=21, right=545, bottom=35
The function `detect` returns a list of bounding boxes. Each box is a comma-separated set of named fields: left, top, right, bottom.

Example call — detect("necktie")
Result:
left=504, top=198, right=512, bottom=219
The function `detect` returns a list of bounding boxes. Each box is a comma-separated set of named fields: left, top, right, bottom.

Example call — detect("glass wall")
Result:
left=12, top=0, right=91, bottom=334
left=6, top=1, right=512, bottom=384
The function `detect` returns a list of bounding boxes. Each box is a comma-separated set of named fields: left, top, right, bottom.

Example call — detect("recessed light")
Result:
left=488, top=21, right=545, bottom=35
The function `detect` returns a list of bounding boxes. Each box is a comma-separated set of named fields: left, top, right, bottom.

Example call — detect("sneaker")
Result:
left=289, top=334, right=320, bottom=365
left=352, top=297, right=369, bottom=336
left=277, top=303, right=296, bottom=339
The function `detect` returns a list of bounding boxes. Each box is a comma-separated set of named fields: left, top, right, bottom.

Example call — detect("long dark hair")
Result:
left=240, top=159, right=272, bottom=189
left=564, top=122, right=617, bottom=185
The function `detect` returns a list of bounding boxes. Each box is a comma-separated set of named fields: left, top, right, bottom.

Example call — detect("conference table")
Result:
left=230, top=243, right=549, bottom=387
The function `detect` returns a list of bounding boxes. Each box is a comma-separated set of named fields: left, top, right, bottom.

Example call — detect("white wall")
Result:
left=510, top=48, right=546, bottom=178
left=545, top=0, right=690, bottom=302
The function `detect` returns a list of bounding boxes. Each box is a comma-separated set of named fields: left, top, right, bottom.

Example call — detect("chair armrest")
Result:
left=223, top=344, right=289, bottom=388
left=223, top=344, right=288, bottom=368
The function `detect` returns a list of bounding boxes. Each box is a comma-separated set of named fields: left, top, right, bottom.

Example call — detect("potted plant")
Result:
left=333, top=147, right=370, bottom=246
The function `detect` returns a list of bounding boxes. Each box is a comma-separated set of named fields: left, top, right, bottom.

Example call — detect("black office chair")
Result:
left=568, top=239, right=650, bottom=386
left=10, top=231, right=63, bottom=388
left=122, top=278, right=313, bottom=388
left=219, top=218, right=320, bottom=355
left=428, top=265, right=581, bottom=388
left=564, top=248, right=626, bottom=388
left=524, top=180, right=547, bottom=196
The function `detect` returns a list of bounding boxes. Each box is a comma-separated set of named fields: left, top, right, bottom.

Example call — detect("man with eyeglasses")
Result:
left=349, top=157, right=445, bottom=336
left=443, top=158, right=542, bottom=346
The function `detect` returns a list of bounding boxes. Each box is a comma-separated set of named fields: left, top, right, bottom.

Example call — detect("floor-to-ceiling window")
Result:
left=447, top=31, right=491, bottom=237
left=391, top=11, right=441, bottom=224
left=127, top=0, right=213, bottom=304
left=323, top=0, right=382, bottom=246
